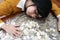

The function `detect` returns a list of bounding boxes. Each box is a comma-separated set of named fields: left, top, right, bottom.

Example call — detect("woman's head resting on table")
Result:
left=25, top=0, right=52, bottom=19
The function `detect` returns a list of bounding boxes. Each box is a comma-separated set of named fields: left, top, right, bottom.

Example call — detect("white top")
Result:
left=17, top=0, right=26, bottom=11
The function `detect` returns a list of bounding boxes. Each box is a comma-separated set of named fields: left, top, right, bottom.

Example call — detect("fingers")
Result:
left=13, top=32, right=20, bottom=37
left=2, top=24, right=21, bottom=38
left=10, top=26, right=21, bottom=37
left=14, top=24, right=20, bottom=27
left=11, top=30, right=21, bottom=37
left=15, top=27, right=20, bottom=31
left=13, top=25, right=20, bottom=28
left=58, top=25, right=60, bottom=31
left=58, top=22, right=60, bottom=31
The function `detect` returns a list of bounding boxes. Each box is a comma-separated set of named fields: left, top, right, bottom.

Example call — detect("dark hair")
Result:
left=31, top=0, right=52, bottom=18
left=24, top=0, right=57, bottom=19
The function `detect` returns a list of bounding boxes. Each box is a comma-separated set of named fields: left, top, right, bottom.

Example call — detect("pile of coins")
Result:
left=0, top=13, right=58, bottom=40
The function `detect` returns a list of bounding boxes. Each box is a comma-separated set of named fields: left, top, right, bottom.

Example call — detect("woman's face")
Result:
left=26, top=0, right=42, bottom=18
left=26, top=6, right=38, bottom=18
left=25, top=0, right=38, bottom=18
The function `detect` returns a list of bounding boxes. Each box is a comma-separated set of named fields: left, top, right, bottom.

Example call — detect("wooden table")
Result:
left=52, top=0, right=60, bottom=7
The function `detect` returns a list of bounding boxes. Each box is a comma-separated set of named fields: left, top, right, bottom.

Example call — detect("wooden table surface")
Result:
left=52, top=0, right=60, bottom=7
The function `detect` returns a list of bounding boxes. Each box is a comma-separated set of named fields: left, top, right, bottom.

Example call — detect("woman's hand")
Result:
left=58, top=17, right=60, bottom=31
left=1, top=24, right=21, bottom=37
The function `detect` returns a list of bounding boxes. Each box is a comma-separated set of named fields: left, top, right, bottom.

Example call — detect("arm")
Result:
left=0, top=1, right=12, bottom=30
left=0, top=20, right=5, bottom=30
left=52, top=2, right=60, bottom=31
left=0, top=0, right=21, bottom=37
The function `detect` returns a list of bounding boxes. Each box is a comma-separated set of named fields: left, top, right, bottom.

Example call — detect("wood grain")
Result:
left=52, top=0, right=60, bottom=7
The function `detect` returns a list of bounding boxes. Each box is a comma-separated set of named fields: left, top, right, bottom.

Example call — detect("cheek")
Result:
left=26, top=6, right=37, bottom=16
left=26, top=8, right=35, bottom=14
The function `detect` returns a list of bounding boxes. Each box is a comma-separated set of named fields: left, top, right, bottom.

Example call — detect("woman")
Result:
left=0, top=0, right=60, bottom=37
left=23, top=0, right=60, bottom=32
